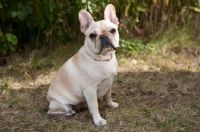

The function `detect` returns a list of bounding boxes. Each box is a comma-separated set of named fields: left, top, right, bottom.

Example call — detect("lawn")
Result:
left=0, top=40, right=200, bottom=131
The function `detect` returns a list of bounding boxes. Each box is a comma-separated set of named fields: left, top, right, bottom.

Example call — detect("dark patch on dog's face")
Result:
left=98, top=34, right=118, bottom=54
left=89, top=33, right=97, bottom=45
left=89, top=31, right=117, bottom=53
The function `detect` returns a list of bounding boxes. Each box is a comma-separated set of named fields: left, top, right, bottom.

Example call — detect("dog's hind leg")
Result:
left=47, top=100, right=75, bottom=116
left=62, top=103, right=76, bottom=116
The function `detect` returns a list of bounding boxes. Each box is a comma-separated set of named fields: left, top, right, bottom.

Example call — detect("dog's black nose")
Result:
left=100, top=34, right=108, bottom=39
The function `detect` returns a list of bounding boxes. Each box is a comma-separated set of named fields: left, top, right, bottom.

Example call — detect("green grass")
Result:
left=0, top=28, right=200, bottom=131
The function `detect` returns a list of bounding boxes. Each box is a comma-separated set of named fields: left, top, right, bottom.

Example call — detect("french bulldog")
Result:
left=47, top=4, right=119, bottom=126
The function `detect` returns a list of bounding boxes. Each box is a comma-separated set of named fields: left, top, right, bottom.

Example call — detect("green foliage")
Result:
left=11, top=1, right=34, bottom=21
left=0, top=77, right=8, bottom=95
left=0, top=0, right=108, bottom=55
left=0, top=0, right=200, bottom=55
left=120, top=38, right=145, bottom=54
left=156, top=119, right=176, bottom=130
left=0, top=0, right=33, bottom=54
left=0, top=30, right=18, bottom=54
left=115, top=0, right=149, bottom=34
left=115, top=0, right=200, bottom=36
left=30, top=51, right=57, bottom=69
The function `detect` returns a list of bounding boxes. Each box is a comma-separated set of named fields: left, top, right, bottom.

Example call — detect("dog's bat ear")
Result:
left=104, top=4, right=119, bottom=27
left=79, top=10, right=94, bottom=34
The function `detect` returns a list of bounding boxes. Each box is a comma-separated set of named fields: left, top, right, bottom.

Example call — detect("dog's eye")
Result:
left=89, top=33, right=97, bottom=38
left=110, top=28, right=116, bottom=34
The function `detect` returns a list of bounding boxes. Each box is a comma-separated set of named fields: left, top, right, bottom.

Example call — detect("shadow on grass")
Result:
left=0, top=71, right=200, bottom=131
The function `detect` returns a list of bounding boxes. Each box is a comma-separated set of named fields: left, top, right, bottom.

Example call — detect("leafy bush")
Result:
left=119, top=38, right=145, bottom=54
left=0, top=31, right=18, bottom=54
left=0, top=0, right=33, bottom=54
left=0, top=0, right=108, bottom=55
left=0, top=0, right=199, bottom=55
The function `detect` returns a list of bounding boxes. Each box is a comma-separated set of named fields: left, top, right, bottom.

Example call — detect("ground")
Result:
left=0, top=43, right=200, bottom=131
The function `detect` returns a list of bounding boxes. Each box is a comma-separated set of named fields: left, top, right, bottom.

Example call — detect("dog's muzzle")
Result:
left=99, top=34, right=118, bottom=54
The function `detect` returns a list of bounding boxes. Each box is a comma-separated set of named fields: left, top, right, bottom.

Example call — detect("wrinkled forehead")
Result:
left=86, top=20, right=117, bottom=34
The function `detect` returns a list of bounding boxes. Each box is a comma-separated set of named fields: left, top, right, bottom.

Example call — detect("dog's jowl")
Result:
left=47, top=4, right=119, bottom=126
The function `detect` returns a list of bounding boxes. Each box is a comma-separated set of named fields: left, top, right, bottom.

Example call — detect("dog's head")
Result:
left=79, top=4, right=119, bottom=56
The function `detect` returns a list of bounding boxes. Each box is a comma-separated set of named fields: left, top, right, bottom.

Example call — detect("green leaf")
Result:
left=26, top=0, right=34, bottom=5
left=189, top=6, right=200, bottom=12
left=18, top=2, right=22, bottom=9
left=22, top=6, right=28, bottom=16
left=0, top=2, right=3, bottom=9
left=49, top=0, right=56, bottom=12
left=125, top=1, right=131, bottom=17
left=5, top=33, right=18, bottom=45
left=164, top=0, right=169, bottom=6
left=0, top=37, right=5, bottom=43
left=198, top=0, right=200, bottom=7
left=0, top=30, right=3, bottom=37
left=2, top=48, right=7, bottom=54
left=81, top=0, right=86, bottom=3
left=2, top=90, right=7, bottom=95
left=25, top=5, right=33, bottom=14
left=12, top=11, right=18, bottom=18
left=136, top=6, right=146, bottom=12
left=17, top=10, right=25, bottom=21
left=48, top=13, right=54, bottom=22
left=8, top=44, right=15, bottom=51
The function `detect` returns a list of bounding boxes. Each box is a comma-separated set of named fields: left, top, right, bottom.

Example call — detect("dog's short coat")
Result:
left=47, top=4, right=119, bottom=126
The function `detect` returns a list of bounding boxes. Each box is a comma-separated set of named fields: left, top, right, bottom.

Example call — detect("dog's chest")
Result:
left=97, top=59, right=118, bottom=77
left=97, top=77, right=113, bottom=98
left=95, top=61, right=117, bottom=98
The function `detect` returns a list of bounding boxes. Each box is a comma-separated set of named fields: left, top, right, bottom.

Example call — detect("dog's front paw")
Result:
left=94, top=118, right=107, bottom=126
left=108, top=102, right=119, bottom=108
left=93, top=115, right=107, bottom=126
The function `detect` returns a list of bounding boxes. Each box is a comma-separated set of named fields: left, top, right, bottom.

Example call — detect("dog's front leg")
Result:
left=83, top=88, right=107, bottom=126
left=104, top=86, right=119, bottom=108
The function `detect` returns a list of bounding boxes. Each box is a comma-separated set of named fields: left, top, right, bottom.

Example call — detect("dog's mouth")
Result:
left=97, top=38, right=118, bottom=55
left=97, top=44, right=118, bottom=55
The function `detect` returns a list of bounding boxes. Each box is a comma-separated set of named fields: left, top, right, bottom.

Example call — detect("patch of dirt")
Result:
left=0, top=46, right=200, bottom=131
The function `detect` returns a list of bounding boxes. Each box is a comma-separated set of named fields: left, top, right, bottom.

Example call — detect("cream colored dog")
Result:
left=47, top=4, right=119, bottom=126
